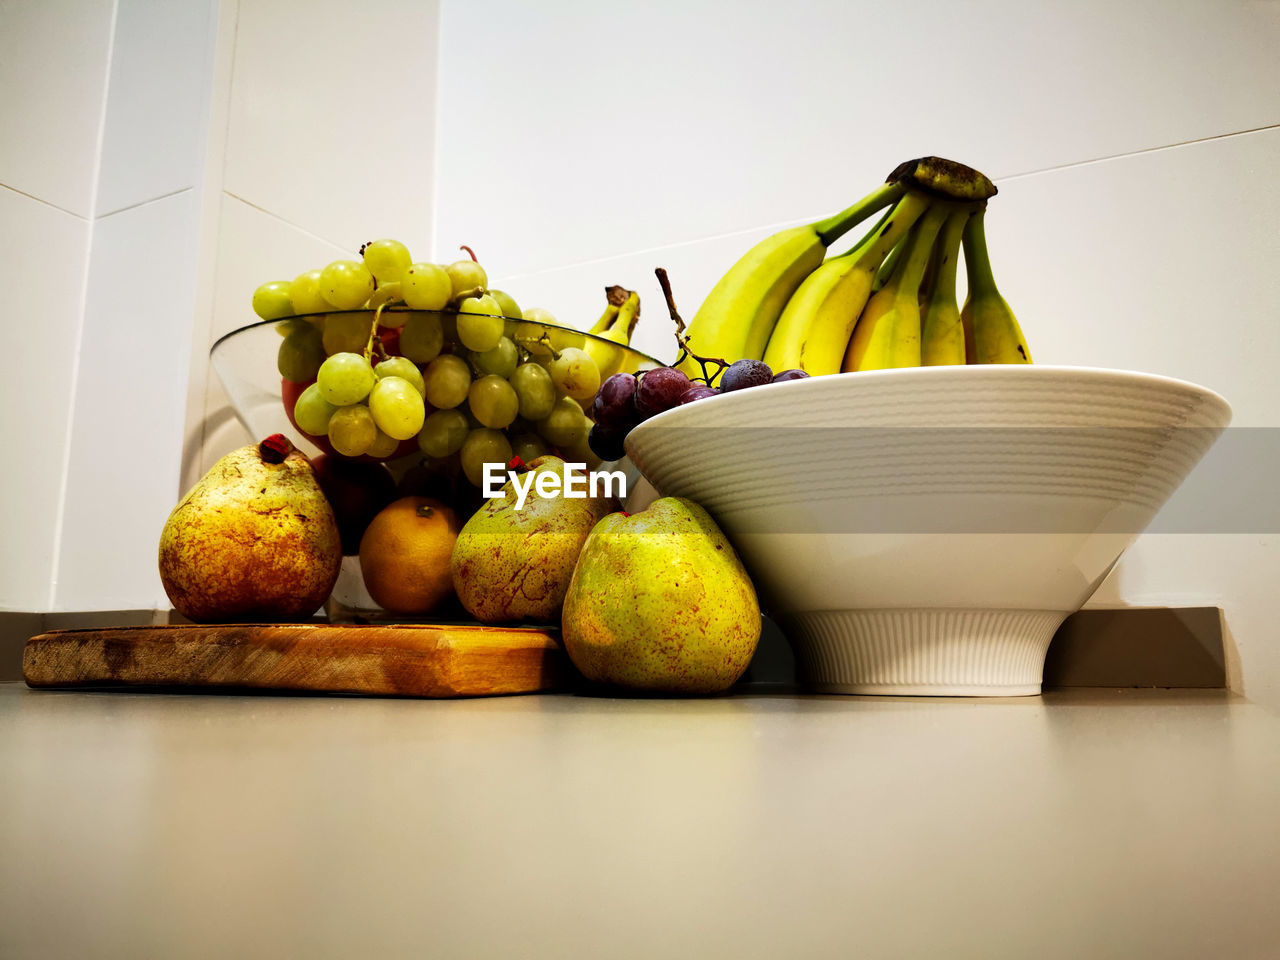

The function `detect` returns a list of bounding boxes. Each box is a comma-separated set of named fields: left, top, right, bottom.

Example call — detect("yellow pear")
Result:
left=158, top=435, right=341, bottom=622
left=562, top=497, right=761, bottom=694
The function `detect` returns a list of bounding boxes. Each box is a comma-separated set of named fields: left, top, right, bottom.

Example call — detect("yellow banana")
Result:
left=586, top=290, right=640, bottom=379
left=960, top=206, right=1032, bottom=364
left=921, top=208, right=970, bottom=365
left=675, top=182, right=904, bottom=377
left=843, top=205, right=949, bottom=371
left=763, top=191, right=932, bottom=375
left=871, top=232, right=907, bottom=294
left=588, top=285, right=630, bottom=334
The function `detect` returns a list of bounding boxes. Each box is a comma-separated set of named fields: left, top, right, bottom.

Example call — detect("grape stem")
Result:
left=365, top=303, right=395, bottom=363
left=655, top=267, right=730, bottom=386
left=513, top=331, right=560, bottom=362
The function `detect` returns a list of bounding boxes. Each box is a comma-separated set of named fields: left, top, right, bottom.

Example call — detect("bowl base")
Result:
left=806, top=681, right=1044, bottom=697
left=782, top=608, right=1067, bottom=698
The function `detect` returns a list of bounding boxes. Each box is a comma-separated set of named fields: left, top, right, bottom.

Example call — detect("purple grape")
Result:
left=635, top=367, right=692, bottom=417
left=719, top=358, right=773, bottom=392
left=588, top=423, right=628, bottom=463
left=592, top=373, right=639, bottom=430
left=677, top=385, right=718, bottom=405
left=771, top=368, right=810, bottom=383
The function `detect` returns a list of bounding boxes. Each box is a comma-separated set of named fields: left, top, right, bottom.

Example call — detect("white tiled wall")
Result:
left=0, top=189, right=91, bottom=610
left=221, top=0, right=437, bottom=253
left=0, top=0, right=115, bottom=218
left=0, top=0, right=216, bottom=612
left=56, top=190, right=205, bottom=610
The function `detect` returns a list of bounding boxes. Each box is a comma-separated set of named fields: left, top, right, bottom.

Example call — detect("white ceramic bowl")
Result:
left=624, top=366, right=1231, bottom=696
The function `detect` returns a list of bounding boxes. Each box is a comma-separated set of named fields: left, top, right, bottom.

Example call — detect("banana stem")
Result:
left=961, top=206, right=1000, bottom=296
left=927, top=208, right=970, bottom=309
left=830, top=206, right=895, bottom=259
left=812, top=181, right=906, bottom=247
left=872, top=235, right=908, bottom=293
left=850, top=191, right=933, bottom=274
left=589, top=303, right=619, bottom=335
left=891, top=206, right=949, bottom=300
left=614, top=292, right=641, bottom=338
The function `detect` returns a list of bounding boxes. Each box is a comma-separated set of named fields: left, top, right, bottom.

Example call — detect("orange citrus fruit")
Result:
left=358, top=497, right=460, bottom=614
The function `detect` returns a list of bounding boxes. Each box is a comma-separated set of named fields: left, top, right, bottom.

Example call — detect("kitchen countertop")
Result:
left=2, top=683, right=1278, bottom=959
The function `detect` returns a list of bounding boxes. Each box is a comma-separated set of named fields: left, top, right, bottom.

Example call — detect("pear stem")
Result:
left=259, top=434, right=292, bottom=463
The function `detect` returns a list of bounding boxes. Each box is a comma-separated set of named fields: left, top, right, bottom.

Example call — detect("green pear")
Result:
left=451, top=456, right=616, bottom=622
left=562, top=497, right=761, bottom=694
left=158, top=435, right=341, bottom=622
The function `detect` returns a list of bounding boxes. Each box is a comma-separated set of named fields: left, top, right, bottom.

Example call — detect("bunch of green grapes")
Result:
left=261, top=238, right=604, bottom=490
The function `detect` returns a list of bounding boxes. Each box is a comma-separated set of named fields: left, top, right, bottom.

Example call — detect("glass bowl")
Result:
left=210, top=309, right=664, bottom=622
left=211, top=309, right=663, bottom=448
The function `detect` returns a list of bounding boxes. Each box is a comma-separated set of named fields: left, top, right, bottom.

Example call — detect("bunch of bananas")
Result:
left=673, top=157, right=1030, bottom=380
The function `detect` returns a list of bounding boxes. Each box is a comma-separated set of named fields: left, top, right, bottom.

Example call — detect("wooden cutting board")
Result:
left=23, top=623, right=571, bottom=698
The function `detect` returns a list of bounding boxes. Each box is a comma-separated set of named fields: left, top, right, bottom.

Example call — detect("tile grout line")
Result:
left=0, top=182, right=88, bottom=221
left=95, top=186, right=194, bottom=220
left=222, top=190, right=356, bottom=254
left=498, top=124, right=1280, bottom=283
left=48, top=0, right=122, bottom=611
left=995, top=123, right=1280, bottom=184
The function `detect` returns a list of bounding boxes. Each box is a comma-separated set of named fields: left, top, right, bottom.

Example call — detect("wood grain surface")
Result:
left=23, top=623, right=570, bottom=697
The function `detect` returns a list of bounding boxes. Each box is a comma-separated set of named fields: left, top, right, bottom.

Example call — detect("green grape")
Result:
left=322, top=311, right=373, bottom=355
left=548, top=346, right=601, bottom=400
left=456, top=294, right=503, bottom=351
left=522, top=307, right=557, bottom=326
left=509, top=363, right=557, bottom=420
left=467, top=375, right=519, bottom=430
left=277, top=328, right=326, bottom=382
left=273, top=318, right=309, bottom=337
left=509, top=432, right=550, bottom=465
left=460, top=428, right=512, bottom=488
left=417, top=409, right=469, bottom=458
left=445, top=259, right=488, bottom=300
left=537, top=395, right=588, bottom=449
left=362, top=239, right=412, bottom=285
left=473, top=336, right=518, bottom=378
left=488, top=289, right=522, bottom=320
left=317, top=352, right=376, bottom=405
left=252, top=280, right=294, bottom=320
left=290, top=269, right=330, bottom=315
left=375, top=356, right=425, bottom=397
left=293, top=383, right=337, bottom=436
left=320, top=259, right=375, bottom=310
left=402, top=263, right=452, bottom=310
left=373, top=303, right=409, bottom=330
left=398, top=312, right=444, bottom=363
left=368, top=376, right=426, bottom=440
left=327, top=404, right=377, bottom=457
left=423, top=354, right=472, bottom=409
left=366, top=428, right=400, bottom=459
